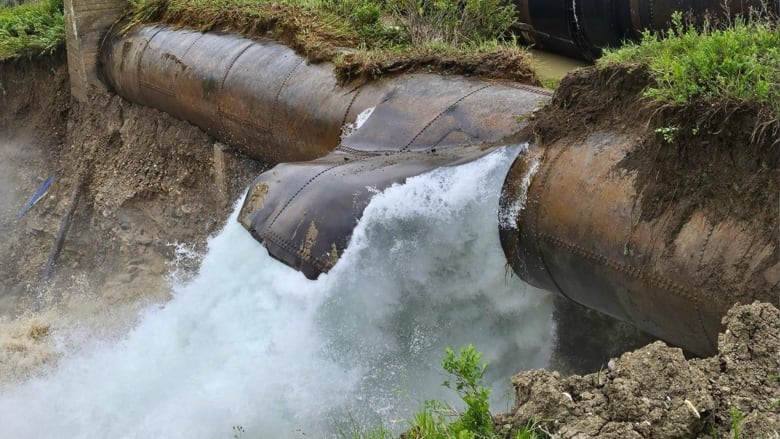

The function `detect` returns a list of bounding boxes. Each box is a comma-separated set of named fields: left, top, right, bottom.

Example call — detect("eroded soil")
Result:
left=0, top=54, right=264, bottom=382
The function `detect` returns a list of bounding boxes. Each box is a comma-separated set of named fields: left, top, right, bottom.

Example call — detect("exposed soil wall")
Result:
left=0, top=55, right=264, bottom=381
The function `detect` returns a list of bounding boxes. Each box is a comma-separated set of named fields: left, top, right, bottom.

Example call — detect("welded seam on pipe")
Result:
left=529, top=144, right=576, bottom=303
left=539, top=232, right=714, bottom=346
left=215, top=41, right=255, bottom=132
left=136, top=27, right=166, bottom=100
left=262, top=158, right=371, bottom=234
left=269, top=57, right=306, bottom=143
left=339, top=86, right=364, bottom=130
left=171, top=32, right=206, bottom=96
left=400, top=84, right=492, bottom=152
left=263, top=231, right=331, bottom=272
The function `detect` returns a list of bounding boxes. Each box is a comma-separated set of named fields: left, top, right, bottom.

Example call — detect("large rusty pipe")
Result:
left=499, top=134, right=779, bottom=356
left=100, top=25, right=552, bottom=279
left=101, top=26, right=383, bottom=162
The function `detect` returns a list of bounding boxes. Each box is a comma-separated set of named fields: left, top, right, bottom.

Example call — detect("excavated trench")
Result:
left=0, top=11, right=777, bottom=438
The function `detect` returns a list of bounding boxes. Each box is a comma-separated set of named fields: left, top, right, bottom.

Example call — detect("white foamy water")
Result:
left=0, top=146, right=554, bottom=438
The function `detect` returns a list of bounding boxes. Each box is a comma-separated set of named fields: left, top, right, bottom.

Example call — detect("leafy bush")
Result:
left=0, top=0, right=64, bottom=61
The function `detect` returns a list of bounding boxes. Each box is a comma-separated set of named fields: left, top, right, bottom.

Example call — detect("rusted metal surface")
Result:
left=239, top=74, right=549, bottom=279
left=101, top=25, right=551, bottom=279
left=499, top=132, right=779, bottom=356
left=513, top=0, right=774, bottom=60
left=101, top=26, right=366, bottom=162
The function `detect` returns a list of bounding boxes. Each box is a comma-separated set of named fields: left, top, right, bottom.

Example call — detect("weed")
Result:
left=654, top=126, right=678, bottom=144
left=600, top=12, right=780, bottom=123
left=729, top=406, right=745, bottom=439
left=0, top=0, right=64, bottom=61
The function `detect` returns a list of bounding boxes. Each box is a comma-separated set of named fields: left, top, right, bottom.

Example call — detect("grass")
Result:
left=599, top=12, right=780, bottom=120
left=125, top=0, right=538, bottom=84
left=0, top=0, right=64, bottom=61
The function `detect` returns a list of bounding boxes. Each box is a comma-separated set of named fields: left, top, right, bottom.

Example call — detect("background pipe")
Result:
left=513, top=0, right=774, bottom=60
left=499, top=133, right=779, bottom=356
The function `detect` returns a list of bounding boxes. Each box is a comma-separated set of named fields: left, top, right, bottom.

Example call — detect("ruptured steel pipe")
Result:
left=499, top=136, right=779, bottom=356
left=100, top=25, right=553, bottom=279
left=513, top=0, right=774, bottom=60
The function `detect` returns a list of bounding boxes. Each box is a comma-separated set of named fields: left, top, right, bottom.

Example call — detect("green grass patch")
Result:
left=599, top=12, right=780, bottom=120
left=0, top=0, right=64, bottom=61
left=125, top=0, right=537, bottom=83
left=333, top=39, right=538, bottom=85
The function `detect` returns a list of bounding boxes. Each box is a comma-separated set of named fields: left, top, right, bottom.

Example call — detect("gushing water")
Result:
left=0, top=146, right=554, bottom=438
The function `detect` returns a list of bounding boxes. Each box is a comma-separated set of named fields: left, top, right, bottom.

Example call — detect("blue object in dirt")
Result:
left=18, top=176, right=55, bottom=219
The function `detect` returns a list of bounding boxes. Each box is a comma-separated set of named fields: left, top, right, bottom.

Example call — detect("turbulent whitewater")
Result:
left=0, top=147, right=554, bottom=438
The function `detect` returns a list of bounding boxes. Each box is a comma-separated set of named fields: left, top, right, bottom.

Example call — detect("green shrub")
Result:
left=0, top=0, right=64, bottom=61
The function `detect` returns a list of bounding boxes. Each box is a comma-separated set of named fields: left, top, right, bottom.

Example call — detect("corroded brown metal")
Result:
left=101, top=25, right=552, bottom=279
left=499, top=133, right=779, bottom=356
left=239, top=74, right=550, bottom=279
left=101, top=26, right=369, bottom=162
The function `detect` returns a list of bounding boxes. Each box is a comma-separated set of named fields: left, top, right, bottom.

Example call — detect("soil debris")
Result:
left=497, top=302, right=780, bottom=438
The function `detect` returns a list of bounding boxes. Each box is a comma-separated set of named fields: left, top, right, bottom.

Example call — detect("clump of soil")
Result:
left=334, top=45, right=540, bottom=85
left=497, top=302, right=780, bottom=438
left=0, top=54, right=264, bottom=382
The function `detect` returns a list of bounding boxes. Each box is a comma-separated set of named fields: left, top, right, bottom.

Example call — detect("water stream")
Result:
left=0, top=146, right=555, bottom=438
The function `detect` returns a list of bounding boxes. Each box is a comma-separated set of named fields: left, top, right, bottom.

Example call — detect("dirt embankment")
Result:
left=498, top=302, right=780, bottom=438
left=0, top=54, right=264, bottom=381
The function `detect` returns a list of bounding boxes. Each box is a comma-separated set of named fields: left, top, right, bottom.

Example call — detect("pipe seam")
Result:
left=400, top=84, right=492, bottom=152
left=269, top=57, right=306, bottom=145
left=538, top=231, right=714, bottom=347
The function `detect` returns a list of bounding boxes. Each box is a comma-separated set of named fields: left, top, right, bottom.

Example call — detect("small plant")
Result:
left=729, top=406, right=745, bottom=439
left=343, top=345, right=548, bottom=439
left=441, top=345, right=493, bottom=437
left=654, top=125, right=678, bottom=144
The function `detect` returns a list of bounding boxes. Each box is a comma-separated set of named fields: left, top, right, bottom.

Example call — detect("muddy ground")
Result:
left=0, top=53, right=263, bottom=381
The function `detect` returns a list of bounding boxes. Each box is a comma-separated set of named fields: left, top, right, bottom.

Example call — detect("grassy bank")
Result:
left=126, top=0, right=539, bottom=84
left=0, top=0, right=64, bottom=61
left=600, top=12, right=780, bottom=123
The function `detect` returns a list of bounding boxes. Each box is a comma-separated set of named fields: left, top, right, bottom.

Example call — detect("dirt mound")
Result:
left=497, top=302, right=780, bottom=438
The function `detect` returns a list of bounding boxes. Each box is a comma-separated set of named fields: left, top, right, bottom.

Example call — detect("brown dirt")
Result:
left=496, top=302, right=780, bottom=438
left=333, top=46, right=541, bottom=86
left=530, top=64, right=779, bottom=238
left=0, top=54, right=264, bottom=381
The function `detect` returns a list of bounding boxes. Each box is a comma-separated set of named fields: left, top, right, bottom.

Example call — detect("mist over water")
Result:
left=0, top=146, right=555, bottom=438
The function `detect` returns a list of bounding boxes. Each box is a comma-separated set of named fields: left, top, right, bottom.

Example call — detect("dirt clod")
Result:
left=498, top=302, right=780, bottom=438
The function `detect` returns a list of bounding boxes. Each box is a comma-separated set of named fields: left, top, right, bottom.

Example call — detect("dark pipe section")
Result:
left=514, top=0, right=774, bottom=60
left=239, top=77, right=552, bottom=279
